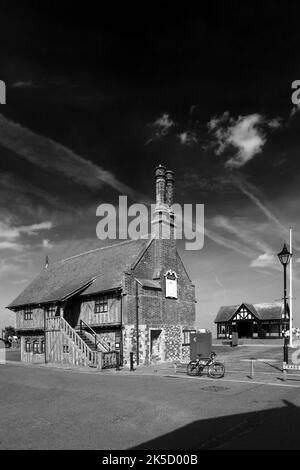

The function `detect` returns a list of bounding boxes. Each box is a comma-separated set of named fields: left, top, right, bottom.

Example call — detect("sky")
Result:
left=1, top=1, right=300, bottom=332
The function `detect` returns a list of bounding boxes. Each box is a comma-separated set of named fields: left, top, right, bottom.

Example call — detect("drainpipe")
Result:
left=43, top=304, right=47, bottom=364
left=120, top=291, right=124, bottom=366
left=134, top=279, right=143, bottom=366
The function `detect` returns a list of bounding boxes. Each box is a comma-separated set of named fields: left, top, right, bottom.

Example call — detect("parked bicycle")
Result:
left=187, top=351, right=225, bottom=378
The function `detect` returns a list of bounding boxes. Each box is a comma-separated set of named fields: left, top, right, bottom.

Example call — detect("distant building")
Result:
left=214, top=302, right=289, bottom=339
left=6, top=166, right=196, bottom=367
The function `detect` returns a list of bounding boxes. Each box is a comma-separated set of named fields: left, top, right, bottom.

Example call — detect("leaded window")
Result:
left=24, top=307, right=33, bottom=320
left=95, top=295, right=108, bottom=314
left=45, top=306, right=56, bottom=318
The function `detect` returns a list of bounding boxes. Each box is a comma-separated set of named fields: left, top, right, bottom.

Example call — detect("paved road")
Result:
left=0, top=363, right=300, bottom=450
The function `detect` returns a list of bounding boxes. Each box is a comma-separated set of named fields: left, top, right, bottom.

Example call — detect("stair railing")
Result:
left=60, top=317, right=97, bottom=365
left=80, top=319, right=110, bottom=352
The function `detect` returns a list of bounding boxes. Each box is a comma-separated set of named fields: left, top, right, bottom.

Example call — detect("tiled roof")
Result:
left=136, top=278, right=162, bottom=289
left=7, top=239, right=151, bottom=309
left=214, top=302, right=285, bottom=323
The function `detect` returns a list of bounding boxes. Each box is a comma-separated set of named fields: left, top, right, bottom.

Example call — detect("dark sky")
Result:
left=1, top=1, right=300, bottom=329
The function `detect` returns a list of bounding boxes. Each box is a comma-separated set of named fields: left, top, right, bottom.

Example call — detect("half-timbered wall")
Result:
left=46, top=330, right=89, bottom=365
left=79, top=295, right=121, bottom=326
left=21, top=335, right=45, bottom=363
left=16, top=307, right=45, bottom=330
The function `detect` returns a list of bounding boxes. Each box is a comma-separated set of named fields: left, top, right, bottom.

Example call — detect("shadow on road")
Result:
left=130, top=400, right=300, bottom=450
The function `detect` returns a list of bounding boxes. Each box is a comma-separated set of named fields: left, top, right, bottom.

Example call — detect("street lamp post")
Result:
left=277, top=243, right=292, bottom=363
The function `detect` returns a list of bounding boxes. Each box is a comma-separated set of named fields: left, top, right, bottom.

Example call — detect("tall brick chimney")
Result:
left=155, top=164, right=166, bottom=206
left=152, top=165, right=176, bottom=279
left=152, top=165, right=168, bottom=239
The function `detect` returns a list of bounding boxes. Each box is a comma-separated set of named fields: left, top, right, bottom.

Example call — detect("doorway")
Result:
left=150, top=329, right=164, bottom=362
left=237, top=321, right=253, bottom=338
left=63, top=297, right=81, bottom=328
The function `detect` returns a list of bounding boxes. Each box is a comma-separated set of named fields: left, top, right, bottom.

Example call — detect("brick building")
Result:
left=7, top=166, right=196, bottom=367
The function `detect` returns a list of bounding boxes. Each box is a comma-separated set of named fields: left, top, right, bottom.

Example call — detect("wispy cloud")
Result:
left=0, top=219, right=53, bottom=252
left=0, top=260, right=20, bottom=274
left=146, top=113, right=175, bottom=144
left=0, top=241, right=22, bottom=251
left=180, top=173, right=234, bottom=193
left=42, top=239, right=53, bottom=249
left=212, top=215, right=272, bottom=253
left=205, top=227, right=255, bottom=258
left=178, top=131, right=198, bottom=146
left=250, top=253, right=278, bottom=269
left=0, top=114, right=144, bottom=201
left=208, top=112, right=281, bottom=168
left=290, top=104, right=300, bottom=118
left=231, top=174, right=290, bottom=237
left=11, top=81, right=35, bottom=88
left=0, top=221, right=53, bottom=240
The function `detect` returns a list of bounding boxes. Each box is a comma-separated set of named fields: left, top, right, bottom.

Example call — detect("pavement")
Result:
left=1, top=343, right=300, bottom=450
left=4, top=342, right=297, bottom=385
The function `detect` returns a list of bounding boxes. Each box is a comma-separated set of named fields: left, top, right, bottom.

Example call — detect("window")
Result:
left=95, top=295, right=108, bottom=313
left=63, top=345, right=69, bottom=353
left=24, top=307, right=33, bottom=320
left=25, top=340, right=32, bottom=352
left=41, top=340, right=45, bottom=354
left=33, top=341, right=40, bottom=354
left=183, top=330, right=196, bottom=346
left=45, top=306, right=56, bottom=318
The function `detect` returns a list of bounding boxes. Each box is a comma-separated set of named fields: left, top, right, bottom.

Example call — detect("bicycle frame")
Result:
left=187, top=351, right=225, bottom=379
left=196, top=354, right=214, bottom=373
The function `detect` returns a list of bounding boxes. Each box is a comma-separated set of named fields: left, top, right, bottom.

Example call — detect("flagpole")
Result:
left=289, top=227, right=293, bottom=348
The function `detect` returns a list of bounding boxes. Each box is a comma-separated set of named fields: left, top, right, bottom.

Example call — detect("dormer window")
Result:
left=45, top=306, right=56, bottom=318
left=95, top=295, right=108, bottom=314
left=24, top=307, right=33, bottom=320
left=165, top=270, right=178, bottom=299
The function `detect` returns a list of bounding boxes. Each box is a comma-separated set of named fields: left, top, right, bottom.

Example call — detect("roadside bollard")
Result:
left=250, top=359, right=255, bottom=379
left=152, top=355, right=158, bottom=373
left=282, top=362, right=287, bottom=381
left=116, top=352, right=121, bottom=371
left=130, top=352, right=134, bottom=371
left=97, top=351, right=102, bottom=370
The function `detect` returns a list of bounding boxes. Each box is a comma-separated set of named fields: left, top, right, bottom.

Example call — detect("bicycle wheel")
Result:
left=187, top=361, right=199, bottom=376
left=208, top=362, right=225, bottom=378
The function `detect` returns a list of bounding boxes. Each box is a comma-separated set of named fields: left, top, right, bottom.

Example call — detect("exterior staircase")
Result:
left=77, top=330, right=98, bottom=351
left=45, top=317, right=113, bottom=368
left=78, top=320, right=111, bottom=353
left=46, top=316, right=98, bottom=367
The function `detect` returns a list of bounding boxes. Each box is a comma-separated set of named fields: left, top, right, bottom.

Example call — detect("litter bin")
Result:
left=231, top=332, right=238, bottom=347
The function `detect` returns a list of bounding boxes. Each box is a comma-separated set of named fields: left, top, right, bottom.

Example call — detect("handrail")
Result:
left=60, top=317, right=97, bottom=365
left=80, top=319, right=110, bottom=352
left=80, top=319, right=99, bottom=349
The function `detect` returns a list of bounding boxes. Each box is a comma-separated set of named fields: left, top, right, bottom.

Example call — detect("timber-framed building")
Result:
left=7, top=166, right=196, bottom=367
left=215, top=302, right=289, bottom=339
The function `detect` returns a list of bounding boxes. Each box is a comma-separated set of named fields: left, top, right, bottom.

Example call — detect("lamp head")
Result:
left=277, top=243, right=292, bottom=266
